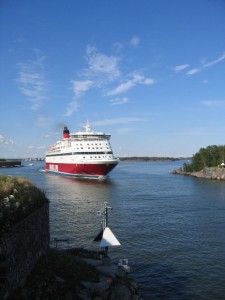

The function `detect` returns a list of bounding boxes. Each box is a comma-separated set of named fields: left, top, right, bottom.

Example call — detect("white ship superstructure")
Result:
left=45, top=122, right=119, bottom=178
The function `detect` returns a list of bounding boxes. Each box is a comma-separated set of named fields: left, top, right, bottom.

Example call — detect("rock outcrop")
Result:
left=171, top=167, right=225, bottom=180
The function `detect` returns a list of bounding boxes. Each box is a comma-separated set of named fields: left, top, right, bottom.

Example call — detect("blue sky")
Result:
left=0, top=0, right=225, bottom=158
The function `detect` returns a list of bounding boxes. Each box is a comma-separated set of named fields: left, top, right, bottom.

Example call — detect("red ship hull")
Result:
left=45, top=161, right=118, bottom=177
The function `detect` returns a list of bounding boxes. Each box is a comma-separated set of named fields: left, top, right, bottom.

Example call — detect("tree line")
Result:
left=183, top=145, right=225, bottom=172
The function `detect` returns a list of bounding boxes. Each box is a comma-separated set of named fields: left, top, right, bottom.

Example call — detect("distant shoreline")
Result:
left=119, top=157, right=190, bottom=162
left=0, top=159, right=22, bottom=168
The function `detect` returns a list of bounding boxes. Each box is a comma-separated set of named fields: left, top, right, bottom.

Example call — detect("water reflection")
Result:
left=45, top=173, right=117, bottom=249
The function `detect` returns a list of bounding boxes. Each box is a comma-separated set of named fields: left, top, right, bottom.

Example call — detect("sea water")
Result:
left=1, top=161, right=225, bottom=299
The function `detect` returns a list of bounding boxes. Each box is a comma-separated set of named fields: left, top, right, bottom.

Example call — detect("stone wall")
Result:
left=0, top=203, right=49, bottom=299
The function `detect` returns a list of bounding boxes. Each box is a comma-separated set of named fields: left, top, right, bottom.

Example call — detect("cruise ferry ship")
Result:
left=45, top=122, right=119, bottom=178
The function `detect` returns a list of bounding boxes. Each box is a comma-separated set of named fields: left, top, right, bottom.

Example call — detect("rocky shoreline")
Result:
left=171, top=167, right=225, bottom=181
left=9, top=247, right=145, bottom=300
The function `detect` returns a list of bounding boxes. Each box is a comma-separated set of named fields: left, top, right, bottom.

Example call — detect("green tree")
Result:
left=183, top=145, right=225, bottom=172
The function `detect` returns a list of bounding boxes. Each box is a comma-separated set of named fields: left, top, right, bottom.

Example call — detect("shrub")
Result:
left=0, top=175, right=48, bottom=235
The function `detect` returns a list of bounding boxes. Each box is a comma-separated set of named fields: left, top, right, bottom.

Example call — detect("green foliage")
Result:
left=0, top=175, right=48, bottom=234
left=183, top=145, right=225, bottom=172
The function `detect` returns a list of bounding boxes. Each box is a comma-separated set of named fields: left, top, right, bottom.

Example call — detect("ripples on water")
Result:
left=1, top=161, right=225, bottom=299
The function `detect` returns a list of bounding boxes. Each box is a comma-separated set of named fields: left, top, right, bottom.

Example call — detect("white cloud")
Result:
left=175, top=130, right=208, bottom=136
left=110, top=97, right=129, bottom=105
left=37, top=146, right=46, bottom=150
left=43, top=132, right=59, bottom=139
left=186, top=68, right=199, bottom=76
left=85, top=45, right=120, bottom=81
left=68, top=45, right=154, bottom=116
left=186, top=52, right=225, bottom=76
left=130, top=36, right=140, bottom=47
left=117, top=127, right=134, bottom=134
left=0, top=134, right=4, bottom=143
left=71, top=80, right=93, bottom=97
left=65, top=100, right=80, bottom=117
left=107, top=72, right=154, bottom=96
left=65, top=80, right=94, bottom=116
left=174, top=64, right=189, bottom=73
left=203, top=52, right=225, bottom=68
left=36, top=115, right=52, bottom=127
left=202, top=100, right=225, bottom=107
left=0, top=134, right=14, bottom=145
left=108, top=80, right=134, bottom=96
left=92, top=117, right=144, bottom=126
left=17, top=52, right=48, bottom=110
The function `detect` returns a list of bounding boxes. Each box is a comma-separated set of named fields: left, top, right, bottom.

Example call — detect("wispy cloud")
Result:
left=202, top=100, right=225, bottom=107
left=65, top=45, right=121, bottom=116
left=92, top=117, right=144, bottom=126
left=174, top=64, right=189, bottom=73
left=186, top=52, right=225, bottom=76
left=175, top=130, right=208, bottom=136
left=17, top=51, right=48, bottom=110
left=107, top=72, right=154, bottom=96
left=65, top=80, right=94, bottom=116
left=36, top=115, right=52, bottom=127
left=117, top=127, right=134, bottom=134
left=110, top=97, right=129, bottom=105
left=67, top=45, right=155, bottom=116
left=130, top=36, right=140, bottom=47
left=0, top=134, right=14, bottom=145
left=65, top=100, right=80, bottom=117
left=43, top=132, right=59, bottom=139
left=71, top=80, right=93, bottom=98
left=84, top=45, right=121, bottom=81
left=186, top=68, right=199, bottom=76
left=203, top=52, right=225, bottom=68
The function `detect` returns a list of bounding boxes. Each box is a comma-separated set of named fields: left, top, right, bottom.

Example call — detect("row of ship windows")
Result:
left=75, top=147, right=109, bottom=150
left=82, top=156, right=112, bottom=159
left=46, top=151, right=112, bottom=157
left=77, top=143, right=107, bottom=146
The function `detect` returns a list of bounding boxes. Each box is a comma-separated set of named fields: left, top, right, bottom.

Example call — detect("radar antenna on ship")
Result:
left=85, top=120, right=92, bottom=132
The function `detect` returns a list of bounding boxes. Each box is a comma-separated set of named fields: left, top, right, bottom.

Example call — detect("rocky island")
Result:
left=171, top=166, right=225, bottom=181
left=171, top=145, right=225, bottom=181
